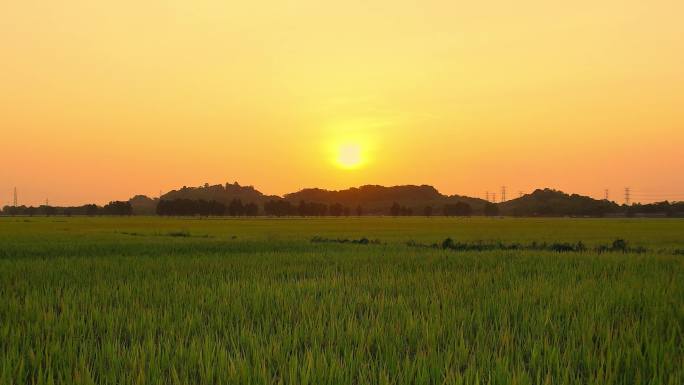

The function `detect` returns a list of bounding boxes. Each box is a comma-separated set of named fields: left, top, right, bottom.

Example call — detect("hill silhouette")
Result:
left=145, top=183, right=681, bottom=217
left=285, top=184, right=486, bottom=215
left=160, top=182, right=280, bottom=206
left=4, top=182, right=682, bottom=217
left=499, top=189, right=620, bottom=217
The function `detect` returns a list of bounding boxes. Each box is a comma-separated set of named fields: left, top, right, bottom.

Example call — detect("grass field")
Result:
left=1, top=217, right=682, bottom=384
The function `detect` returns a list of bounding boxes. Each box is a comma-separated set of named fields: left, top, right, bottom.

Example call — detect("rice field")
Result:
left=1, top=217, right=682, bottom=384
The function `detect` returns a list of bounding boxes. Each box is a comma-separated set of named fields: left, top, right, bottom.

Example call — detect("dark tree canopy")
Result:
left=102, top=201, right=133, bottom=216
left=228, top=199, right=245, bottom=216
left=390, top=202, right=412, bottom=216
left=329, top=203, right=344, bottom=217
left=263, top=200, right=295, bottom=217
left=390, top=202, right=401, bottom=217
left=156, top=199, right=225, bottom=216
left=444, top=202, right=472, bottom=216
left=484, top=202, right=500, bottom=217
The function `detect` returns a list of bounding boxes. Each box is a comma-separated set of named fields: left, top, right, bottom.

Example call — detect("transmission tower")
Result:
left=492, top=192, right=497, bottom=203
left=13, top=187, right=17, bottom=207
left=501, top=186, right=506, bottom=202
left=485, top=191, right=489, bottom=202
left=624, top=187, right=630, bottom=205
left=604, top=189, right=609, bottom=201
left=518, top=191, right=523, bottom=198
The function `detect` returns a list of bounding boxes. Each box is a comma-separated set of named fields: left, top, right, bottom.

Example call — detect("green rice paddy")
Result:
left=1, top=217, right=682, bottom=384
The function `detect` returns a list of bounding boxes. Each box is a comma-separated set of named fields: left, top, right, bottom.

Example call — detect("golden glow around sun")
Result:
left=336, top=143, right=364, bottom=169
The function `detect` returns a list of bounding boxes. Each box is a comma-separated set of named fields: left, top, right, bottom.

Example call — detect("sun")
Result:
left=336, top=143, right=364, bottom=169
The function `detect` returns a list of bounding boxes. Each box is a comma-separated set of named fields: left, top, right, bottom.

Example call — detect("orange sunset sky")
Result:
left=1, top=1, right=683, bottom=206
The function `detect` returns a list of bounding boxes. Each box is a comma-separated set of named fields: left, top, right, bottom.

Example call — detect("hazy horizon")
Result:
left=3, top=181, right=680, bottom=207
left=2, top=1, right=683, bottom=206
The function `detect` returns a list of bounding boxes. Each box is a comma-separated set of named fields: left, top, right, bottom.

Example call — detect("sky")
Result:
left=1, top=0, right=683, bottom=206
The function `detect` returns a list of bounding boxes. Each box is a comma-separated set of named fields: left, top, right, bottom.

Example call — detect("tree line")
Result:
left=156, top=199, right=481, bottom=217
left=0, top=199, right=492, bottom=217
left=4, top=198, right=683, bottom=217
left=395, top=202, right=500, bottom=217
left=263, top=200, right=358, bottom=217
left=156, top=199, right=258, bottom=216
left=1, top=201, right=132, bottom=216
left=625, top=201, right=684, bottom=217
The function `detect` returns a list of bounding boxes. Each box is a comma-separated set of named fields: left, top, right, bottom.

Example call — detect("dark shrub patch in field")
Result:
left=611, top=239, right=627, bottom=252
left=311, top=236, right=381, bottom=245
left=119, top=231, right=145, bottom=237
left=118, top=230, right=213, bottom=238
left=406, top=240, right=439, bottom=249
left=167, top=230, right=191, bottom=237
left=408, top=238, right=648, bottom=254
left=595, top=239, right=646, bottom=254
left=548, top=242, right=587, bottom=252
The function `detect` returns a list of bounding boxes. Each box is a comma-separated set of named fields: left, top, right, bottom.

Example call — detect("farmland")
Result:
left=1, top=217, right=683, bottom=384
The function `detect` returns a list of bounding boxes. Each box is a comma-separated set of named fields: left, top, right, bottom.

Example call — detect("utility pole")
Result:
left=501, top=186, right=506, bottom=202
left=624, top=187, right=630, bottom=205
left=13, top=187, right=17, bottom=207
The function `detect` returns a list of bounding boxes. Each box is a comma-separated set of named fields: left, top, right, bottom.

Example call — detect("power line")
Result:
left=627, top=192, right=684, bottom=203
left=627, top=189, right=684, bottom=196
left=624, top=187, right=630, bottom=205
